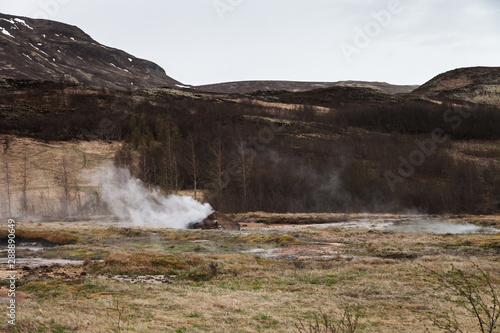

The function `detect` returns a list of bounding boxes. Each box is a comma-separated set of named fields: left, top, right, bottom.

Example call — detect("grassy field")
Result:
left=1, top=217, right=499, bottom=332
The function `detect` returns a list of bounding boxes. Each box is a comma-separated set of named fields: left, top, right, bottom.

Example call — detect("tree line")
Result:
left=1, top=83, right=499, bottom=215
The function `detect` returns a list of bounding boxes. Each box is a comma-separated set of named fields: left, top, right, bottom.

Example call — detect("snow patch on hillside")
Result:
left=29, top=43, right=49, bottom=56
left=110, top=63, right=130, bottom=73
left=14, top=18, right=33, bottom=29
left=0, top=18, right=15, bottom=24
left=0, top=27, right=14, bottom=38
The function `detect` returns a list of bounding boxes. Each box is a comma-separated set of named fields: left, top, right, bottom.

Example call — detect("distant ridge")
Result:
left=195, top=80, right=419, bottom=95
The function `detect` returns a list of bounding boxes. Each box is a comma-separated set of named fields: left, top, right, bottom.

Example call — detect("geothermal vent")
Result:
left=188, top=212, right=240, bottom=231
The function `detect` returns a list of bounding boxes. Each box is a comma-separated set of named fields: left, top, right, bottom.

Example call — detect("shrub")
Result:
left=423, top=263, right=499, bottom=333
left=295, top=306, right=361, bottom=333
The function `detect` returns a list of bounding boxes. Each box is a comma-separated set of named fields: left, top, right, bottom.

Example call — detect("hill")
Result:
left=410, top=66, right=500, bottom=106
left=0, top=13, right=180, bottom=90
left=196, top=80, right=418, bottom=95
left=245, top=86, right=401, bottom=109
left=0, top=14, right=499, bottom=217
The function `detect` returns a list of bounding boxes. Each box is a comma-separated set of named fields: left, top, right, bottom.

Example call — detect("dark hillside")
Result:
left=0, top=13, right=179, bottom=90
left=0, top=79, right=498, bottom=215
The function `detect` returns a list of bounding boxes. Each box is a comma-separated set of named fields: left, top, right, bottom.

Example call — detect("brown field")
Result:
left=0, top=215, right=499, bottom=333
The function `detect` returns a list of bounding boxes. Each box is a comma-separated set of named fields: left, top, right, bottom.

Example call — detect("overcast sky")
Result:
left=1, top=0, right=499, bottom=86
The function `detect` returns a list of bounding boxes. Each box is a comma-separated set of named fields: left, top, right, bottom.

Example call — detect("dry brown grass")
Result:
left=451, top=234, right=500, bottom=249
left=0, top=228, right=79, bottom=245
left=231, top=234, right=305, bottom=245
left=161, top=230, right=209, bottom=241
left=0, top=134, right=121, bottom=218
left=234, top=212, right=351, bottom=226
left=88, top=250, right=194, bottom=275
left=1, top=219, right=498, bottom=332
left=8, top=255, right=497, bottom=332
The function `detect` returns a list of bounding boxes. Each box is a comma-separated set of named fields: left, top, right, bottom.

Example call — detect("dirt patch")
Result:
left=0, top=261, right=86, bottom=282
left=244, top=242, right=346, bottom=260
left=96, top=274, right=172, bottom=284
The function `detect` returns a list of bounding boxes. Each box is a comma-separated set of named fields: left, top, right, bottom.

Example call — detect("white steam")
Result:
left=389, top=220, right=485, bottom=234
left=97, top=165, right=213, bottom=228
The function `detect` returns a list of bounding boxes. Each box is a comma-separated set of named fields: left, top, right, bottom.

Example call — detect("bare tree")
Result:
left=138, top=146, right=152, bottom=184
left=159, top=125, right=180, bottom=194
left=106, top=299, right=127, bottom=333
left=295, top=306, right=361, bottom=333
left=20, top=148, right=29, bottom=217
left=58, top=157, right=71, bottom=217
left=100, top=118, right=121, bottom=142
left=185, top=134, right=200, bottom=200
left=234, top=138, right=254, bottom=211
left=207, top=137, right=227, bottom=208
left=2, top=137, right=12, bottom=217
left=167, top=149, right=180, bottom=195
left=73, top=179, right=82, bottom=215
left=114, top=143, right=133, bottom=169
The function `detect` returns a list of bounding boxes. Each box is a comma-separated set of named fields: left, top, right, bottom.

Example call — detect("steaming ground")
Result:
left=96, top=165, right=213, bottom=228
left=240, top=213, right=499, bottom=234
left=388, top=220, right=485, bottom=234
left=88, top=165, right=497, bottom=234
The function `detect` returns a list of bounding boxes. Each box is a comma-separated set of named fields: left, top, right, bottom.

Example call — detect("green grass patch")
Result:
left=41, top=246, right=110, bottom=260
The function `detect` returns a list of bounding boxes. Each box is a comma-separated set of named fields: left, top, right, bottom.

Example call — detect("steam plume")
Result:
left=97, top=165, right=213, bottom=228
left=390, top=219, right=485, bottom=234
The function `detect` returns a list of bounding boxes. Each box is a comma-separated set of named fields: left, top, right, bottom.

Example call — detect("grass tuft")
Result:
left=233, top=234, right=304, bottom=245
left=88, top=251, right=200, bottom=275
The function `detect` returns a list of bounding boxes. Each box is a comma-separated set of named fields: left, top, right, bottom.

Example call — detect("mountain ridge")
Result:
left=1, top=13, right=499, bottom=107
left=0, top=12, right=180, bottom=90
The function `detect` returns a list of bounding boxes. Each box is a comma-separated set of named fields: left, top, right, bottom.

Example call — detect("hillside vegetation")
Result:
left=0, top=78, right=499, bottom=218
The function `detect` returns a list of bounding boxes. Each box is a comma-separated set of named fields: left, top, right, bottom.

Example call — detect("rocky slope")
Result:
left=410, top=67, right=500, bottom=106
left=0, top=13, right=180, bottom=90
